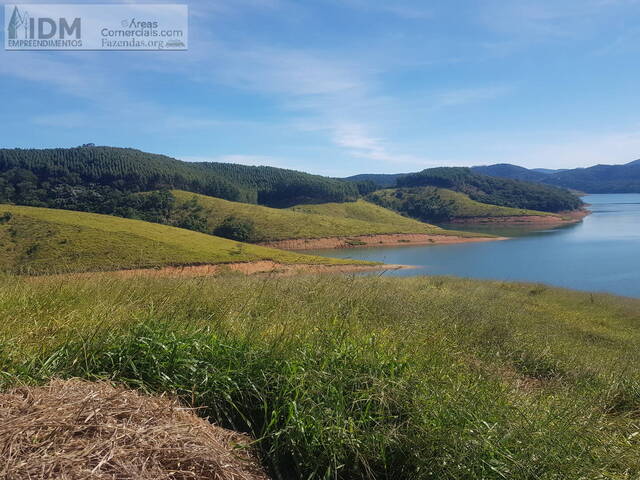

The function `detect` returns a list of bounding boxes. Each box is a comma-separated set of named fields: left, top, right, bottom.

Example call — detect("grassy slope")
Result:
left=435, top=188, right=555, bottom=217
left=374, top=187, right=555, bottom=219
left=288, top=199, right=446, bottom=223
left=0, top=205, right=361, bottom=274
left=1, top=274, right=639, bottom=479
left=172, top=190, right=481, bottom=240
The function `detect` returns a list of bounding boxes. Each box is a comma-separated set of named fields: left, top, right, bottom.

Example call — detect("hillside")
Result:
left=545, top=159, right=640, bottom=193
left=367, top=187, right=556, bottom=222
left=0, top=146, right=358, bottom=209
left=2, top=273, right=639, bottom=479
left=473, top=159, right=640, bottom=193
left=343, top=173, right=408, bottom=188
left=472, top=164, right=549, bottom=183
left=289, top=198, right=450, bottom=225
left=397, top=167, right=583, bottom=212
left=171, top=190, right=468, bottom=241
left=0, top=205, right=360, bottom=274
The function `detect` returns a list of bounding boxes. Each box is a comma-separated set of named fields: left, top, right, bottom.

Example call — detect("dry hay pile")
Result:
left=0, top=379, right=269, bottom=480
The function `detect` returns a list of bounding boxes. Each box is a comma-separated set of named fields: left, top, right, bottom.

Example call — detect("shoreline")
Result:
left=30, top=261, right=413, bottom=280
left=445, top=208, right=590, bottom=226
left=256, top=209, right=589, bottom=251
left=258, top=233, right=504, bottom=251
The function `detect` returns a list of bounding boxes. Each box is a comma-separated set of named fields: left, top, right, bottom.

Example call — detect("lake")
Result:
left=305, top=194, right=640, bottom=298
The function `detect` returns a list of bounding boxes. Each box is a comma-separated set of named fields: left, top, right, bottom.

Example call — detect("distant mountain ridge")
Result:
left=471, top=164, right=549, bottom=183
left=471, top=159, right=640, bottom=193
left=348, top=158, right=640, bottom=194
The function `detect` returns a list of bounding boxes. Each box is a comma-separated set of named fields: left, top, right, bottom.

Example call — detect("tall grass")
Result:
left=1, top=273, right=639, bottom=478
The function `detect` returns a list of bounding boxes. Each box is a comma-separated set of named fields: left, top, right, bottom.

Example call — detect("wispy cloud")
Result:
left=335, top=0, right=433, bottom=19
left=0, top=52, right=105, bottom=99
left=32, top=112, right=89, bottom=128
left=211, top=47, right=365, bottom=96
left=434, top=86, right=512, bottom=108
left=331, top=123, right=435, bottom=167
left=478, top=0, right=640, bottom=41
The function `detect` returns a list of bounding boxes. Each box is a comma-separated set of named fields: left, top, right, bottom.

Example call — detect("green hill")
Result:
left=0, top=205, right=359, bottom=274
left=397, top=167, right=583, bottom=212
left=368, top=187, right=555, bottom=222
left=170, top=190, right=472, bottom=241
left=343, top=172, right=408, bottom=188
left=288, top=198, right=442, bottom=225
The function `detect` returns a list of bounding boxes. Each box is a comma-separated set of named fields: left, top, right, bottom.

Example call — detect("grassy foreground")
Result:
left=172, top=191, right=477, bottom=241
left=0, top=205, right=362, bottom=274
left=1, top=273, right=639, bottom=479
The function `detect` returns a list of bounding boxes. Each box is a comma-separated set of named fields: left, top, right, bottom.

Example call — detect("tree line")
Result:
left=0, top=146, right=360, bottom=209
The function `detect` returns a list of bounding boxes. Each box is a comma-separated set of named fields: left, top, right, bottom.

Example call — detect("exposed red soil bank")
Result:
left=36, top=261, right=411, bottom=281
left=447, top=209, right=590, bottom=226
left=259, top=233, right=503, bottom=251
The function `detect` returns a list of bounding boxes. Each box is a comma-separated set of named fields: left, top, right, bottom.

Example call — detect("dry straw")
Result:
left=0, top=379, right=269, bottom=480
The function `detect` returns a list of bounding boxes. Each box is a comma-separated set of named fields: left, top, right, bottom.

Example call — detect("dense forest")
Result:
left=471, top=164, right=550, bottom=183
left=397, top=167, right=583, bottom=212
left=367, top=187, right=457, bottom=222
left=343, top=173, right=407, bottom=188
left=0, top=146, right=360, bottom=209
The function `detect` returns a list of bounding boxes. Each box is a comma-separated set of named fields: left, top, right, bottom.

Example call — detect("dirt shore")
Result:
left=447, top=208, right=590, bottom=226
left=258, top=233, right=504, bottom=251
left=35, top=261, right=411, bottom=281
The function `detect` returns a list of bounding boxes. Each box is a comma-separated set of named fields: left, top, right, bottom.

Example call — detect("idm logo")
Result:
left=7, top=6, right=80, bottom=40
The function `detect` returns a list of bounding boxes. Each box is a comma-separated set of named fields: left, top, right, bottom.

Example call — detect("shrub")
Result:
left=0, top=212, right=12, bottom=224
left=213, top=216, right=259, bottom=242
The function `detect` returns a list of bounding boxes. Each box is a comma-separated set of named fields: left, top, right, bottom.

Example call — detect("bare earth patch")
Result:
left=118, top=261, right=410, bottom=277
left=33, top=261, right=411, bottom=281
left=447, top=208, right=590, bottom=226
left=0, top=379, right=269, bottom=480
left=258, top=233, right=503, bottom=250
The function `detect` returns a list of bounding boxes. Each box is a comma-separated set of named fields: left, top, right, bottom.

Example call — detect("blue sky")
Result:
left=1, top=0, right=640, bottom=176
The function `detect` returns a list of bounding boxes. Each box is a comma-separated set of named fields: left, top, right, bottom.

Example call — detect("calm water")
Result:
left=305, top=194, right=640, bottom=298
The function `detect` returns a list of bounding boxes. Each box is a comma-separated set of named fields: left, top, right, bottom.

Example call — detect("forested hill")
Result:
left=542, top=160, right=640, bottom=193
left=0, top=146, right=359, bottom=208
left=471, top=164, right=549, bottom=183
left=343, top=173, right=408, bottom=188
left=397, top=167, right=583, bottom=212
